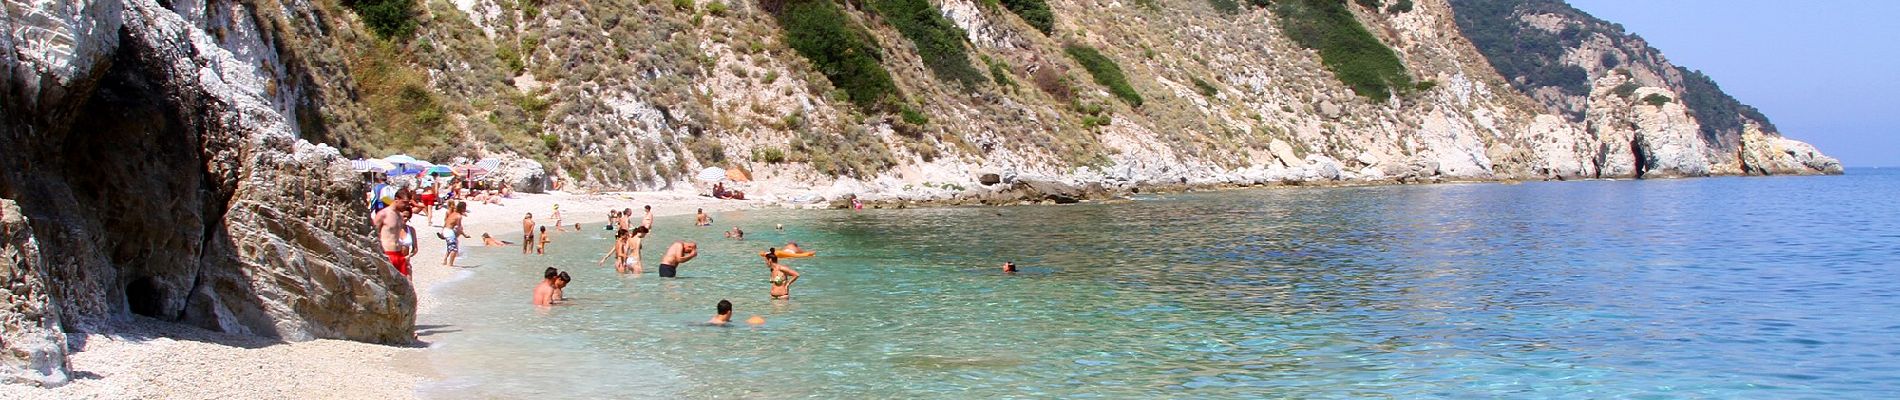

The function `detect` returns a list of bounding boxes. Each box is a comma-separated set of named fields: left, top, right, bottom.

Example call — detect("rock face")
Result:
left=0, top=0, right=416, bottom=386
left=1, top=200, right=69, bottom=387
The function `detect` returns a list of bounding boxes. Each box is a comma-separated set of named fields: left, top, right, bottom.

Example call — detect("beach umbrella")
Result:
left=381, top=153, right=419, bottom=164
left=695, top=167, right=728, bottom=182
left=352, top=158, right=395, bottom=173
left=475, top=158, right=502, bottom=171
left=427, top=165, right=455, bottom=177
left=453, top=164, right=489, bottom=177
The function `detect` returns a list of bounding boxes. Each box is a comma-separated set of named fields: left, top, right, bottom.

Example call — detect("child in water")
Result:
left=536, top=226, right=550, bottom=255
left=553, top=271, right=571, bottom=302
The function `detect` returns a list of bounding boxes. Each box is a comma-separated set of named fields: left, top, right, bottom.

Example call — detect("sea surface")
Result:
left=419, top=169, right=1900, bottom=398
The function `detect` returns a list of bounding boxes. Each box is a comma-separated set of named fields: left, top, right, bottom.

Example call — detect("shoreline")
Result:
left=0, top=173, right=1846, bottom=398
left=0, top=190, right=759, bottom=400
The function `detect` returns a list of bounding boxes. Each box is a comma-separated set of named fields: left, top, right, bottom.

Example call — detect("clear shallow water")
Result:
left=421, top=170, right=1900, bottom=398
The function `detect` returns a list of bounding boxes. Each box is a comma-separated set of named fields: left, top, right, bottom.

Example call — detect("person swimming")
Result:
left=725, top=226, right=744, bottom=240
left=553, top=271, right=571, bottom=302
left=708, top=299, right=733, bottom=325
left=765, top=249, right=800, bottom=299
left=533, top=267, right=559, bottom=306
left=1002, top=261, right=1018, bottom=273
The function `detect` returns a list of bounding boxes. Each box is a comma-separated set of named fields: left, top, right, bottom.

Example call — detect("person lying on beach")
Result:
left=782, top=242, right=806, bottom=254
left=482, top=233, right=514, bottom=246
left=725, top=226, right=744, bottom=240
left=765, top=250, right=800, bottom=299
left=553, top=271, right=571, bottom=302
left=707, top=299, right=733, bottom=325
left=658, top=241, right=699, bottom=278
left=534, top=267, right=559, bottom=306
left=694, top=208, right=712, bottom=226
left=536, top=226, right=550, bottom=255
left=1002, top=261, right=1018, bottom=273
left=598, top=229, right=629, bottom=269
left=521, top=213, right=535, bottom=254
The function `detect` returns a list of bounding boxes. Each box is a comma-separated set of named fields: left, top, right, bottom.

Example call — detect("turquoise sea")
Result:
left=419, top=169, right=1900, bottom=398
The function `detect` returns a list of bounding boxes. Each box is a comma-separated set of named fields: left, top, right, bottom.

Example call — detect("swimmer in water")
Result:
left=553, top=271, right=571, bottom=302
left=725, top=226, right=744, bottom=240
left=533, top=267, right=558, bottom=306
left=481, top=233, right=514, bottom=247
left=708, top=299, right=733, bottom=325
left=1002, top=261, right=1018, bottom=273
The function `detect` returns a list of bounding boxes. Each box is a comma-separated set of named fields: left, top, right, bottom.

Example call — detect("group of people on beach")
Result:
left=367, top=170, right=519, bottom=279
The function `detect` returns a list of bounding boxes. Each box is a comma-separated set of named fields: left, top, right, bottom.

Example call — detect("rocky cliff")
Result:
left=2, top=0, right=415, bottom=386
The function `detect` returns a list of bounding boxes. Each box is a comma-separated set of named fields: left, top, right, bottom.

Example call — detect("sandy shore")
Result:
left=1, top=190, right=756, bottom=399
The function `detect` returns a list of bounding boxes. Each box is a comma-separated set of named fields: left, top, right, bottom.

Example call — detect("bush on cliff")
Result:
left=344, top=0, right=419, bottom=39
left=1272, top=0, right=1413, bottom=99
left=1064, top=44, right=1143, bottom=106
left=1001, top=0, right=1055, bottom=35
left=773, top=0, right=903, bottom=111
left=868, top=0, right=986, bottom=87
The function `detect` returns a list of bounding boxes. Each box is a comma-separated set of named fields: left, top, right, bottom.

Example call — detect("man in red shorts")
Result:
left=374, top=187, right=417, bottom=277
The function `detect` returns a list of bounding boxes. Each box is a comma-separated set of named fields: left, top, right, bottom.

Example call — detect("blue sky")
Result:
left=1565, top=0, right=1899, bottom=167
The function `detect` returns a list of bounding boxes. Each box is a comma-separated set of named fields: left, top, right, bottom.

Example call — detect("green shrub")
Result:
left=344, top=0, right=418, bottom=39
left=1064, top=44, right=1142, bottom=106
left=1611, top=81, right=1639, bottom=99
left=497, top=44, right=525, bottom=74
left=1413, top=79, right=1437, bottom=92
left=707, top=1, right=729, bottom=15
left=900, top=106, right=930, bottom=125
left=982, top=56, right=1016, bottom=88
left=1353, top=0, right=1381, bottom=9
left=1272, top=0, right=1412, bottom=99
left=755, top=147, right=787, bottom=163
left=1001, top=0, right=1055, bottom=35
left=868, top=0, right=985, bottom=87
left=674, top=0, right=695, bottom=11
left=541, top=134, right=562, bottom=152
left=1191, top=76, right=1218, bottom=97
left=774, top=0, right=903, bottom=111
left=1641, top=93, right=1672, bottom=107
left=1385, top=0, right=1412, bottom=13
left=1208, top=0, right=1240, bottom=15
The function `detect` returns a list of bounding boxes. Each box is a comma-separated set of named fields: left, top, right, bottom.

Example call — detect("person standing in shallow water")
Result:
left=695, top=208, right=712, bottom=226
left=625, top=226, right=649, bottom=274
left=765, top=249, right=800, bottom=299
left=442, top=201, right=471, bottom=268
left=658, top=241, right=699, bottom=278
left=521, top=213, right=535, bottom=254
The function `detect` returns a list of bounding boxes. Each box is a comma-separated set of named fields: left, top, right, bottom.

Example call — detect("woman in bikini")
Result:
left=765, top=249, right=799, bottom=299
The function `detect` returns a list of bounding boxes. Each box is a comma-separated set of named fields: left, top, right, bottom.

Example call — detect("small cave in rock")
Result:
left=125, top=277, right=166, bottom=317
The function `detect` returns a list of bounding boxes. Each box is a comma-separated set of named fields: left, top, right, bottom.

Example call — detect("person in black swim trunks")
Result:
left=658, top=240, right=698, bottom=278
